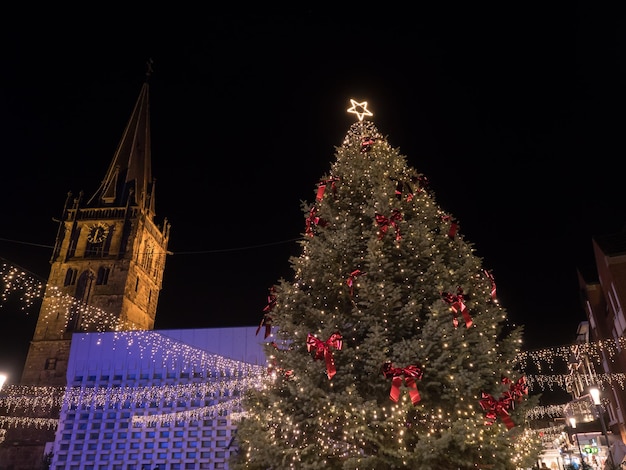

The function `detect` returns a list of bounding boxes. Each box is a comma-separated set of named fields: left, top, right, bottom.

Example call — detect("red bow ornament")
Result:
left=442, top=215, right=458, bottom=239
left=263, top=287, right=277, bottom=314
left=479, top=391, right=515, bottom=430
left=501, top=376, right=528, bottom=405
left=306, top=332, right=343, bottom=380
left=416, top=174, right=429, bottom=194
left=382, top=361, right=423, bottom=405
left=305, top=206, right=327, bottom=237
left=375, top=209, right=403, bottom=241
left=256, top=314, right=273, bottom=339
left=394, top=179, right=415, bottom=202
left=361, top=136, right=376, bottom=152
left=484, top=269, right=498, bottom=303
left=441, top=288, right=473, bottom=328
left=256, top=288, right=277, bottom=338
left=316, top=176, right=340, bottom=201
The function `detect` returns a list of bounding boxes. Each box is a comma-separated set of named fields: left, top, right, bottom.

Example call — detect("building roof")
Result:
left=594, top=231, right=626, bottom=257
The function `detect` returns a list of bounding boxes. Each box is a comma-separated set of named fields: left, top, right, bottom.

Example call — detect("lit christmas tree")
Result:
left=232, top=100, right=542, bottom=469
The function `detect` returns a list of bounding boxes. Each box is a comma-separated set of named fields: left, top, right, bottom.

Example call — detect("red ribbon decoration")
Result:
left=305, top=206, right=327, bottom=237
left=382, top=362, right=423, bottom=405
left=501, top=376, right=528, bottom=405
left=306, top=332, right=343, bottom=380
left=256, top=288, right=277, bottom=338
left=441, top=215, right=458, bottom=239
left=346, top=269, right=366, bottom=296
left=316, top=176, right=340, bottom=201
left=305, top=206, right=320, bottom=237
left=263, top=288, right=277, bottom=314
left=441, top=288, right=473, bottom=328
left=361, top=136, right=376, bottom=152
left=256, top=314, right=273, bottom=339
left=449, top=221, right=458, bottom=238
left=479, top=391, right=515, bottom=430
left=416, top=174, right=429, bottom=194
left=484, top=269, right=498, bottom=304
left=391, top=177, right=415, bottom=202
left=375, top=209, right=403, bottom=240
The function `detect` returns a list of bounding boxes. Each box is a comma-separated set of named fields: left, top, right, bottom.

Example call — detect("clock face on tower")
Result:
left=87, top=223, right=109, bottom=243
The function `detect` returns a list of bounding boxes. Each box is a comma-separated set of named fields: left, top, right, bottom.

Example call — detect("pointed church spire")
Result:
left=87, top=59, right=155, bottom=217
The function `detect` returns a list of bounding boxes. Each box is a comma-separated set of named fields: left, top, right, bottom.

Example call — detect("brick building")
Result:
left=574, top=230, right=626, bottom=466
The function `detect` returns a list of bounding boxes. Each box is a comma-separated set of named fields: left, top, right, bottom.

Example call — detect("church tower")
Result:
left=20, top=63, right=171, bottom=387
left=0, top=63, right=171, bottom=469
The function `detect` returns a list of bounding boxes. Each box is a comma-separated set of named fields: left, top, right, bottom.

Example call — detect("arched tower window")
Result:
left=68, top=227, right=80, bottom=258
left=141, top=241, right=154, bottom=272
left=64, top=268, right=77, bottom=286
left=96, top=266, right=110, bottom=285
left=66, top=270, right=95, bottom=333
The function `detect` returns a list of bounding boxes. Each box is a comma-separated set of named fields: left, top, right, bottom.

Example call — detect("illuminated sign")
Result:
left=583, top=445, right=598, bottom=454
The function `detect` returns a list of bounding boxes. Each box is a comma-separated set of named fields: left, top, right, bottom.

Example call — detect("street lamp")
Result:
left=589, top=386, right=616, bottom=469
left=569, top=417, right=585, bottom=466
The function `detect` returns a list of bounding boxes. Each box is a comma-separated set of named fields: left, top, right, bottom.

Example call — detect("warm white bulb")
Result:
left=589, top=386, right=601, bottom=405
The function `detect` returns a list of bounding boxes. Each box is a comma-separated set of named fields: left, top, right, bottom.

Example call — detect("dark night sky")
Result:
left=1, top=7, right=625, bottom=381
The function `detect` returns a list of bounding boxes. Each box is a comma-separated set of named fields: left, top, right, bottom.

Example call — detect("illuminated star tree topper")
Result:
left=347, top=99, right=373, bottom=121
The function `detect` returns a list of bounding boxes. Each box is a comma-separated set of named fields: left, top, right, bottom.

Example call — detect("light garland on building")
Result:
left=0, top=376, right=269, bottom=413
left=65, top=376, right=267, bottom=409
left=105, top=330, right=268, bottom=376
left=533, top=424, right=568, bottom=444
left=131, top=396, right=244, bottom=426
left=1, top=261, right=141, bottom=332
left=0, top=261, right=45, bottom=309
left=0, top=416, right=58, bottom=429
left=515, top=340, right=626, bottom=371
left=526, top=373, right=626, bottom=392
left=0, top=385, right=64, bottom=411
left=525, top=404, right=567, bottom=421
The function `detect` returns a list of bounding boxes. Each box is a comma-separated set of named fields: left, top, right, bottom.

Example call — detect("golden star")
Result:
left=347, top=99, right=373, bottom=121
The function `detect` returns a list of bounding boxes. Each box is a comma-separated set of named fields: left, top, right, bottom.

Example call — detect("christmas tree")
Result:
left=232, top=100, right=542, bottom=469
